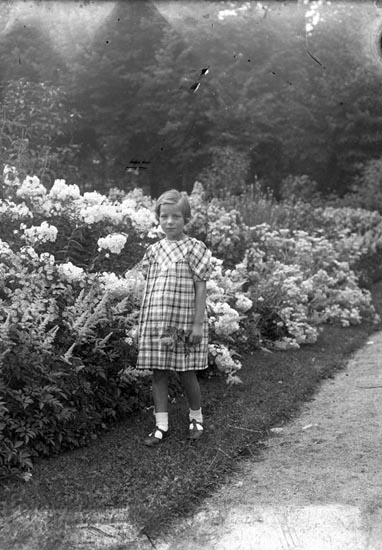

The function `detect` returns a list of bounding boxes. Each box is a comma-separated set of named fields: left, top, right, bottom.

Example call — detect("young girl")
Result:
left=136, top=189, right=211, bottom=446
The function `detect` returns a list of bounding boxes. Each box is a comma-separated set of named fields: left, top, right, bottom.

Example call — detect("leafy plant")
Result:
left=1, top=172, right=381, bottom=477
left=197, top=146, right=251, bottom=200
left=342, top=157, right=382, bottom=214
left=0, top=79, right=81, bottom=186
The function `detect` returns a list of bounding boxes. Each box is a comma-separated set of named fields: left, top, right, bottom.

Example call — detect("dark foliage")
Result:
left=1, top=3, right=382, bottom=197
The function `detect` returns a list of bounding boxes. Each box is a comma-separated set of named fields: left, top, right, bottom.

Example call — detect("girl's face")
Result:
left=159, top=202, right=186, bottom=241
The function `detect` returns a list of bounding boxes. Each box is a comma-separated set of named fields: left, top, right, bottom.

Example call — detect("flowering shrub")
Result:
left=243, top=225, right=380, bottom=348
left=187, top=182, right=250, bottom=267
left=1, top=169, right=381, bottom=476
left=0, top=176, right=158, bottom=275
left=0, top=245, right=150, bottom=477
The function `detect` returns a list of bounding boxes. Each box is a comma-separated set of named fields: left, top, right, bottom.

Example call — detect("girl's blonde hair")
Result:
left=155, top=189, right=191, bottom=223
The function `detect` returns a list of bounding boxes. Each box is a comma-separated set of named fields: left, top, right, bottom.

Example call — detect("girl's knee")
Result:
left=178, top=370, right=197, bottom=385
left=152, top=369, right=169, bottom=383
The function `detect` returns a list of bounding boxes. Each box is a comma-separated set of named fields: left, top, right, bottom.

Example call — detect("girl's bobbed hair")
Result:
left=155, top=189, right=191, bottom=223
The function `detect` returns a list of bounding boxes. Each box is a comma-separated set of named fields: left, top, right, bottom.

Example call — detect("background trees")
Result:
left=0, top=0, right=381, bottom=199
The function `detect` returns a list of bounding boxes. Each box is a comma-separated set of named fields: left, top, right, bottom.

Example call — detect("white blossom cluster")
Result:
left=17, top=176, right=47, bottom=199
left=209, top=343, right=242, bottom=382
left=58, top=262, right=85, bottom=283
left=83, top=191, right=105, bottom=205
left=48, top=179, right=81, bottom=201
left=98, top=270, right=144, bottom=300
left=0, top=238, right=12, bottom=256
left=80, top=203, right=124, bottom=225
left=3, top=165, right=20, bottom=187
left=206, top=279, right=225, bottom=300
left=210, top=302, right=241, bottom=338
left=305, top=0, right=322, bottom=35
left=0, top=201, right=32, bottom=221
left=97, top=233, right=127, bottom=254
left=38, top=198, right=64, bottom=217
left=22, top=222, right=58, bottom=245
left=235, top=293, right=253, bottom=312
left=125, top=326, right=138, bottom=347
left=129, top=208, right=157, bottom=235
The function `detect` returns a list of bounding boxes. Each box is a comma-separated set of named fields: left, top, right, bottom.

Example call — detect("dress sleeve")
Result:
left=188, top=240, right=212, bottom=282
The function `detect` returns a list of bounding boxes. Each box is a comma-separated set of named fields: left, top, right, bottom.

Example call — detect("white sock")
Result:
left=189, top=408, right=203, bottom=429
left=154, top=412, right=168, bottom=432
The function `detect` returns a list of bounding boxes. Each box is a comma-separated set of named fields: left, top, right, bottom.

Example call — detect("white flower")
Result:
left=227, top=374, right=243, bottom=385
left=23, top=222, right=58, bottom=244
left=39, top=253, right=55, bottom=265
left=58, top=262, right=85, bottom=282
left=148, top=225, right=164, bottom=239
left=209, top=301, right=241, bottom=337
left=218, top=9, right=238, bottom=20
left=235, top=294, right=253, bottom=312
left=83, top=191, right=105, bottom=205
left=129, top=208, right=157, bottom=233
left=3, top=164, right=16, bottom=176
left=17, top=176, right=47, bottom=199
left=126, top=326, right=138, bottom=344
left=0, top=201, right=32, bottom=221
left=3, top=165, right=20, bottom=187
left=215, top=315, right=240, bottom=338
left=48, top=179, right=81, bottom=201
left=80, top=204, right=123, bottom=225
left=120, top=198, right=137, bottom=216
left=40, top=198, right=62, bottom=216
left=305, top=22, right=314, bottom=33
left=209, top=344, right=241, bottom=375
left=97, top=233, right=127, bottom=254
left=98, top=271, right=144, bottom=300
left=0, top=239, right=12, bottom=256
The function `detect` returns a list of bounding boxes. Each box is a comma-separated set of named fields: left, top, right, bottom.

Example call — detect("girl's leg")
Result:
left=144, top=370, right=169, bottom=445
left=178, top=371, right=204, bottom=439
left=178, top=370, right=201, bottom=410
left=152, top=369, right=170, bottom=412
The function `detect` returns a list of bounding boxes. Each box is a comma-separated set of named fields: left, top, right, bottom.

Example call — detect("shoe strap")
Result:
left=151, top=427, right=167, bottom=439
left=189, top=420, right=204, bottom=431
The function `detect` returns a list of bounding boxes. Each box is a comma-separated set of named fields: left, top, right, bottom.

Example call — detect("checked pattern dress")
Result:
left=136, top=236, right=211, bottom=371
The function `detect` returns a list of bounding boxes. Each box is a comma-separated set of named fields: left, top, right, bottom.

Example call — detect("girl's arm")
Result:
left=189, top=281, right=207, bottom=344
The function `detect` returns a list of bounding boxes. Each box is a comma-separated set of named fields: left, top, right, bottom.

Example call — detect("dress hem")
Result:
left=135, top=365, right=209, bottom=372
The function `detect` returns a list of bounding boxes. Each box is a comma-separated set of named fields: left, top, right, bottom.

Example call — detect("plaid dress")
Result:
left=136, top=236, right=211, bottom=371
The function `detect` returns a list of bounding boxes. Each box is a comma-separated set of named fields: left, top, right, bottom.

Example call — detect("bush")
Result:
left=279, top=174, right=321, bottom=203
left=187, top=182, right=251, bottom=267
left=0, top=245, right=151, bottom=477
left=342, top=157, right=382, bottom=214
left=197, top=145, right=250, bottom=200
left=0, top=80, right=81, bottom=187
left=1, top=170, right=381, bottom=476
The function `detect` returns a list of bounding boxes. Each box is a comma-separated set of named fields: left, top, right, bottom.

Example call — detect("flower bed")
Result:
left=0, top=166, right=381, bottom=476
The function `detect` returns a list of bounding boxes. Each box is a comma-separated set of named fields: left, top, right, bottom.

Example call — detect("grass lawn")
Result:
left=1, top=280, right=382, bottom=549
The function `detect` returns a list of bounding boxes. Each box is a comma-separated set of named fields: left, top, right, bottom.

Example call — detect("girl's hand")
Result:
left=188, top=323, right=203, bottom=345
